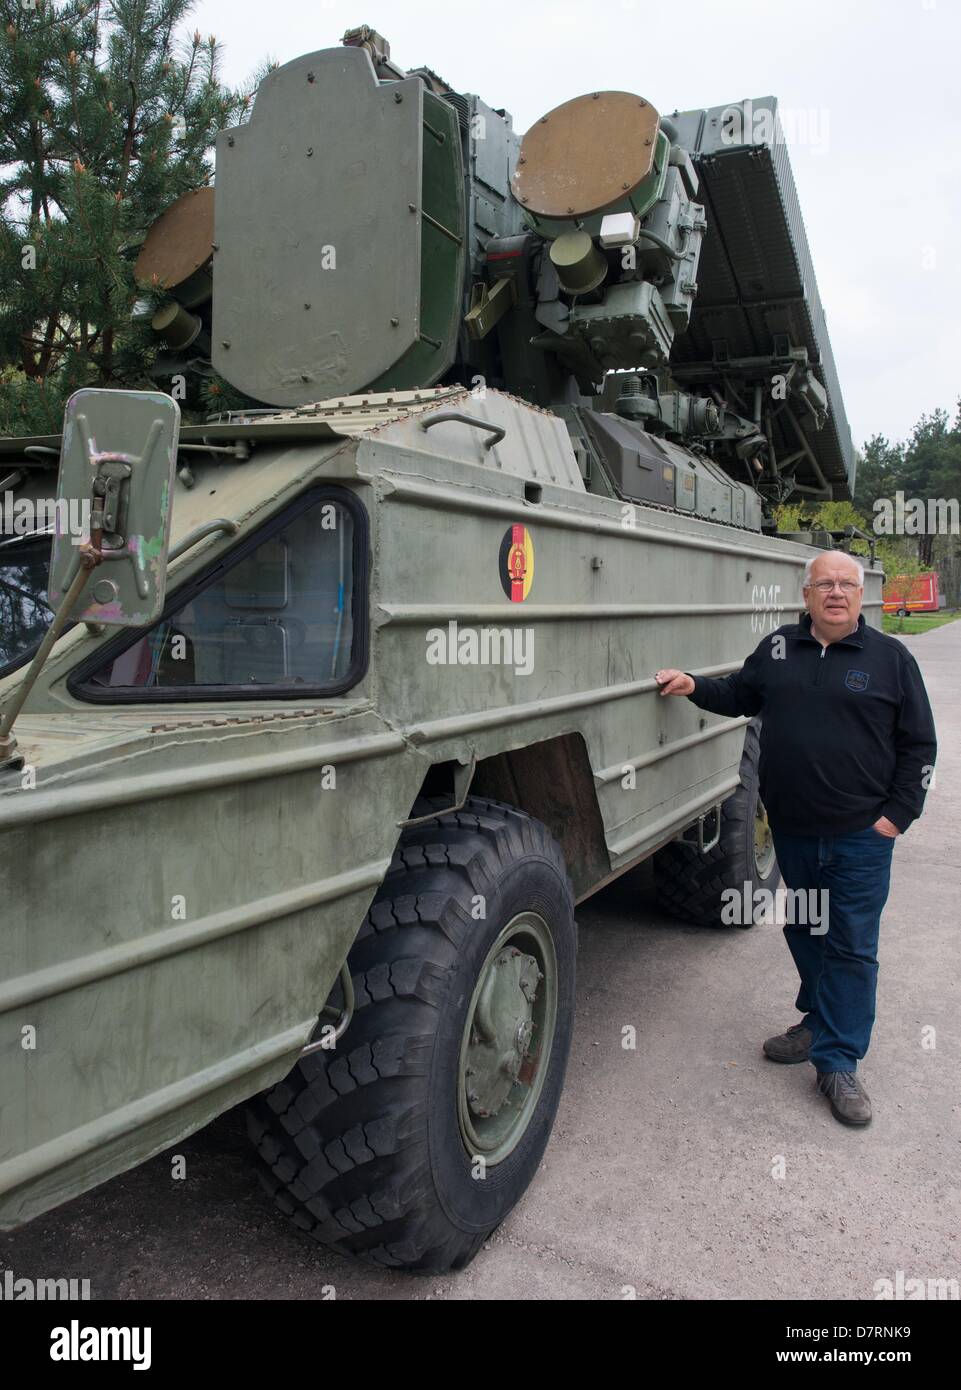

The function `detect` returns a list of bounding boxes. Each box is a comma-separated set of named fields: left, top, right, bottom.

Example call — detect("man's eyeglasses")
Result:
left=807, top=579, right=861, bottom=593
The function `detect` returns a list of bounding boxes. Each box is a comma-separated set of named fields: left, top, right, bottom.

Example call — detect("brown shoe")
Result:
left=762, top=1022, right=812, bottom=1064
left=817, top=1070, right=872, bottom=1127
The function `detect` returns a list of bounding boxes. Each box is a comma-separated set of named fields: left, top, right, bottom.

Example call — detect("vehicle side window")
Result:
left=72, top=491, right=366, bottom=700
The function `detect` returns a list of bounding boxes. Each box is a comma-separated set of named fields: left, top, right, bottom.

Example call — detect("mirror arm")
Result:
left=0, top=543, right=103, bottom=772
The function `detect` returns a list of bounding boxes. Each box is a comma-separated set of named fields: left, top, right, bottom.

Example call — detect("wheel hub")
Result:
left=466, top=947, right=542, bottom=1118
left=457, top=912, right=557, bottom=1165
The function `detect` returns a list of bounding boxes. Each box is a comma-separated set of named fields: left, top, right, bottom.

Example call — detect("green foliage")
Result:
left=778, top=405, right=961, bottom=605
left=774, top=497, right=868, bottom=545
left=873, top=540, right=923, bottom=598
left=852, top=432, right=902, bottom=517
left=853, top=409, right=961, bottom=569
left=881, top=612, right=960, bottom=635
left=197, top=371, right=261, bottom=417
left=0, top=0, right=252, bottom=436
left=773, top=501, right=804, bottom=533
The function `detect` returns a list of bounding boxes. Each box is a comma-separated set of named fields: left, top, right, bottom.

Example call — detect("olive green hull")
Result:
left=0, top=388, right=882, bottom=1226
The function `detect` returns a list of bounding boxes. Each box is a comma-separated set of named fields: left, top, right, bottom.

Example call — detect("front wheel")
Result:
left=246, top=796, right=576, bottom=1272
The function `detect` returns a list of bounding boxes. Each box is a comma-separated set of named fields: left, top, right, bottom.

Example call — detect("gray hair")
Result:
left=802, top=554, right=864, bottom=588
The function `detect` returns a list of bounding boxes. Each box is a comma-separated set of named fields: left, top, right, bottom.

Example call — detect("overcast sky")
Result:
left=189, top=0, right=961, bottom=452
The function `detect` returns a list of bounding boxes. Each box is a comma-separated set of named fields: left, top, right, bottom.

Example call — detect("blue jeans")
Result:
left=770, top=827, right=896, bottom=1073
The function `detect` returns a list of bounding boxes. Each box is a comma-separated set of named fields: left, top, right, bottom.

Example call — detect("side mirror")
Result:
left=1, top=389, right=179, bottom=769
left=47, top=388, right=180, bottom=625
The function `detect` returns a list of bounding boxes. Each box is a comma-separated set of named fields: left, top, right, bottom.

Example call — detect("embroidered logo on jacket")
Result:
left=845, top=669, right=870, bottom=692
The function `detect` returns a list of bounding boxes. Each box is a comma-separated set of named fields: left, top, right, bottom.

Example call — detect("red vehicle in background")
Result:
left=882, top=571, right=940, bottom=616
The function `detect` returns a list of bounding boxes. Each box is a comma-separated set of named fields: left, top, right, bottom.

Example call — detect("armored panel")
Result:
left=367, top=89, right=465, bottom=393
left=365, top=387, right=586, bottom=491
left=460, top=96, right=523, bottom=267
left=669, top=97, right=854, bottom=497
left=212, top=47, right=463, bottom=406
left=579, top=410, right=676, bottom=507
left=579, top=408, right=763, bottom=528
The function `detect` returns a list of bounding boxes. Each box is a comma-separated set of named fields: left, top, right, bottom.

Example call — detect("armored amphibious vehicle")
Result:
left=0, top=25, right=879, bottom=1270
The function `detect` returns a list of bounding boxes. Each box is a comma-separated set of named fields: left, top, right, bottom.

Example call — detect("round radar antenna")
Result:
left=511, top=91, right=661, bottom=220
left=134, top=186, right=214, bottom=303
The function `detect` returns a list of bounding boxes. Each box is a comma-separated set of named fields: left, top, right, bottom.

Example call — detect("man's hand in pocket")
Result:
left=872, top=816, right=901, bottom=838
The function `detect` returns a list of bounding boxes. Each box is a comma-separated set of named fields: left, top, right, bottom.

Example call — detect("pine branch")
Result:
left=1, top=0, right=254, bottom=428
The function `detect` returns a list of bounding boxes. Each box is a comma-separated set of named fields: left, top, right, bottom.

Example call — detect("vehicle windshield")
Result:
left=0, top=534, right=54, bottom=677
left=72, top=491, right=365, bottom=700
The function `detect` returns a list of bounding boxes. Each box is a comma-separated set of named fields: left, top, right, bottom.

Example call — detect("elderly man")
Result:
left=655, top=552, right=937, bottom=1126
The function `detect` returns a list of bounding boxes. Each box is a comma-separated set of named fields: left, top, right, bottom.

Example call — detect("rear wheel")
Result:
left=653, top=723, right=780, bottom=927
left=246, top=796, right=576, bottom=1272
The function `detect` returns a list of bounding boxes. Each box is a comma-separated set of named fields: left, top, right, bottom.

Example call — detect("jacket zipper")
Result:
left=814, top=642, right=827, bottom=686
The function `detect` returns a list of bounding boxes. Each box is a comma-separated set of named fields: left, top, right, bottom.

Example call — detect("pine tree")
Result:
left=896, top=409, right=956, bottom=568
left=852, top=433, right=903, bottom=518
left=0, top=0, right=252, bottom=436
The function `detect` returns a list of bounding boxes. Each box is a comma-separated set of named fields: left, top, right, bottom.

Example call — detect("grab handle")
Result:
left=420, top=412, right=505, bottom=451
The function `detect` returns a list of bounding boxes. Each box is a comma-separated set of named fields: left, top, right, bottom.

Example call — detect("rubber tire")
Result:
left=246, top=795, right=577, bottom=1273
left=653, top=723, right=781, bottom=928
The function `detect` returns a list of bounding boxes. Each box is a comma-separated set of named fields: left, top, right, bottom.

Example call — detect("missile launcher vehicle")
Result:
left=0, top=25, right=880, bottom=1271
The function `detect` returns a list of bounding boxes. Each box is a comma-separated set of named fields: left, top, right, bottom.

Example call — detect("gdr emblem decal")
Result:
left=845, top=669, right=870, bottom=692
left=499, top=524, right=534, bottom=602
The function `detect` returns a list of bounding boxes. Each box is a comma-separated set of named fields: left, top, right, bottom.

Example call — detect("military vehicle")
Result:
left=0, top=26, right=881, bottom=1273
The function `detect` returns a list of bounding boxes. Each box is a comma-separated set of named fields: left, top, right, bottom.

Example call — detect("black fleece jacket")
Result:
left=686, top=612, right=937, bottom=837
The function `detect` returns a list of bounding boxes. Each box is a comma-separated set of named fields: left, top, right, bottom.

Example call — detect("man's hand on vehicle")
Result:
left=872, top=816, right=901, bottom=837
left=654, top=669, right=695, bottom=697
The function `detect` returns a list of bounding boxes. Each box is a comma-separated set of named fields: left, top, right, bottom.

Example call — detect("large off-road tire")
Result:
left=653, top=723, right=780, bottom=928
left=246, top=796, right=576, bottom=1273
